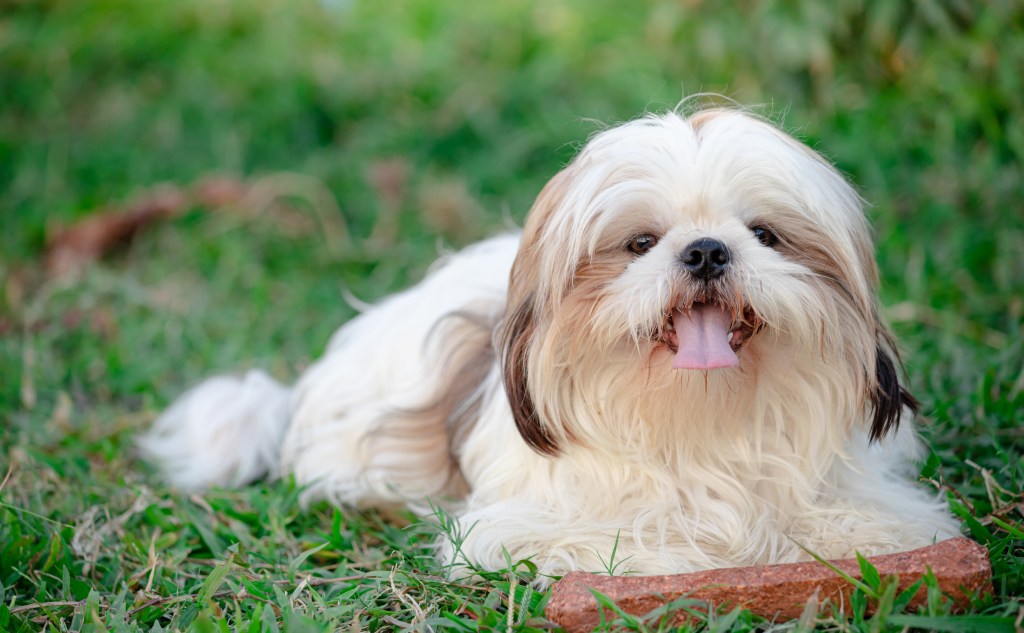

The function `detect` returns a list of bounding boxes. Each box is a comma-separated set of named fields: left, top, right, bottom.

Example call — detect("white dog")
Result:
left=142, top=108, right=958, bottom=581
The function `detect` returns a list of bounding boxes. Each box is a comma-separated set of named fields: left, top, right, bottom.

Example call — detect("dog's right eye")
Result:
left=751, top=225, right=778, bottom=248
left=627, top=234, right=658, bottom=255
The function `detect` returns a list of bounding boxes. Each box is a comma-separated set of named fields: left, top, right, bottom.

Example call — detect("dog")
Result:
left=141, top=108, right=959, bottom=582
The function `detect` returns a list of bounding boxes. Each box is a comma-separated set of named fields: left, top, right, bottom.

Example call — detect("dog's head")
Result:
left=500, top=110, right=916, bottom=455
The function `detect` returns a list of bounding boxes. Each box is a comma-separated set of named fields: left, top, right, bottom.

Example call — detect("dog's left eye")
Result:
left=626, top=234, right=658, bottom=255
left=751, top=226, right=778, bottom=248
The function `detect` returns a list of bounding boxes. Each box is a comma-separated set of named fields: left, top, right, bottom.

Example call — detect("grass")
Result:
left=1, top=0, right=1022, bottom=630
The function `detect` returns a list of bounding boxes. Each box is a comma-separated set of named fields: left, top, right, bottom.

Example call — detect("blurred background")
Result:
left=3, top=0, right=1023, bottom=513
left=1, top=0, right=1023, bottom=621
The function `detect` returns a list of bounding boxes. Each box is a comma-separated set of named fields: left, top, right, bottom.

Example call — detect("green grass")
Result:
left=1, top=0, right=1022, bottom=630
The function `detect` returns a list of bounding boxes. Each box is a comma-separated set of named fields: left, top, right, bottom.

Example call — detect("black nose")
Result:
left=680, top=238, right=730, bottom=280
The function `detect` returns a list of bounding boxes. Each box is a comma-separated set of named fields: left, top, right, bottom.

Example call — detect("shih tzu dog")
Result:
left=142, top=108, right=958, bottom=581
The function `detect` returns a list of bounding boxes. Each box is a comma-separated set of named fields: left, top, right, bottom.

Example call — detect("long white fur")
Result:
left=141, top=109, right=958, bottom=583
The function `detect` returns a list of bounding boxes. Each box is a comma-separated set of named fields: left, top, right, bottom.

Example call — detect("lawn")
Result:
left=1, top=0, right=1022, bottom=630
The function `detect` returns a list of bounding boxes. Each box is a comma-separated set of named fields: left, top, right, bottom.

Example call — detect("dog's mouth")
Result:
left=660, top=303, right=761, bottom=370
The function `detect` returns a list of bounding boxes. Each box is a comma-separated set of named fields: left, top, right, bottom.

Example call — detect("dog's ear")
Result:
left=869, top=330, right=919, bottom=441
left=498, top=168, right=577, bottom=456
left=500, top=291, right=559, bottom=455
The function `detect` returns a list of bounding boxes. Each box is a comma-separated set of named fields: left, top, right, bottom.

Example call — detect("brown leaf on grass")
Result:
left=45, top=184, right=190, bottom=277
left=41, top=172, right=353, bottom=277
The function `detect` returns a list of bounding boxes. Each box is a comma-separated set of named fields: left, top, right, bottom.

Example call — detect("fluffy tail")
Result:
left=139, top=370, right=292, bottom=492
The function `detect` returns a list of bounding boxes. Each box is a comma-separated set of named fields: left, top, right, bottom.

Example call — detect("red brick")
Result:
left=546, top=538, right=991, bottom=631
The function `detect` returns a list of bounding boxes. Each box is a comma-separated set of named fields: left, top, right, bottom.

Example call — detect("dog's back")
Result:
left=141, top=234, right=520, bottom=503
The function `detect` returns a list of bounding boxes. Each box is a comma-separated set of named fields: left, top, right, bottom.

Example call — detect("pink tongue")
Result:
left=671, top=304, right=739, bottom=370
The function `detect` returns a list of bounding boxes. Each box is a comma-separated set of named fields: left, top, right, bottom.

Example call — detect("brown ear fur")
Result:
left=500, top=291, right=559, bottom=455
left=498, top=168, right=575, bottom=456
left=869, top=330, right=919, bottom=442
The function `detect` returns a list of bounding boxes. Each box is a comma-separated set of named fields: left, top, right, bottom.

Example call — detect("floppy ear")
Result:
left=500, top=291, right=560, bottom=455
left=869, top=329, right=919, bottom=441
left=498, top=167, right=576, bottom=456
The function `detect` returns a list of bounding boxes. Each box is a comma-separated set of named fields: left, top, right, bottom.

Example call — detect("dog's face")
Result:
left=501, top=110, right=915, bottom=455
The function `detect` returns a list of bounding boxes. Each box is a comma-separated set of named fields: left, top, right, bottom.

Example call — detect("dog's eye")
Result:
left=626, top=234, right=658, bottom=255
left=751, top=226, right=777, bottom=248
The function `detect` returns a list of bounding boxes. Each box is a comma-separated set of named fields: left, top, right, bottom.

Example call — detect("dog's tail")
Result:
left=139, top=370, right=292, bottom=492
